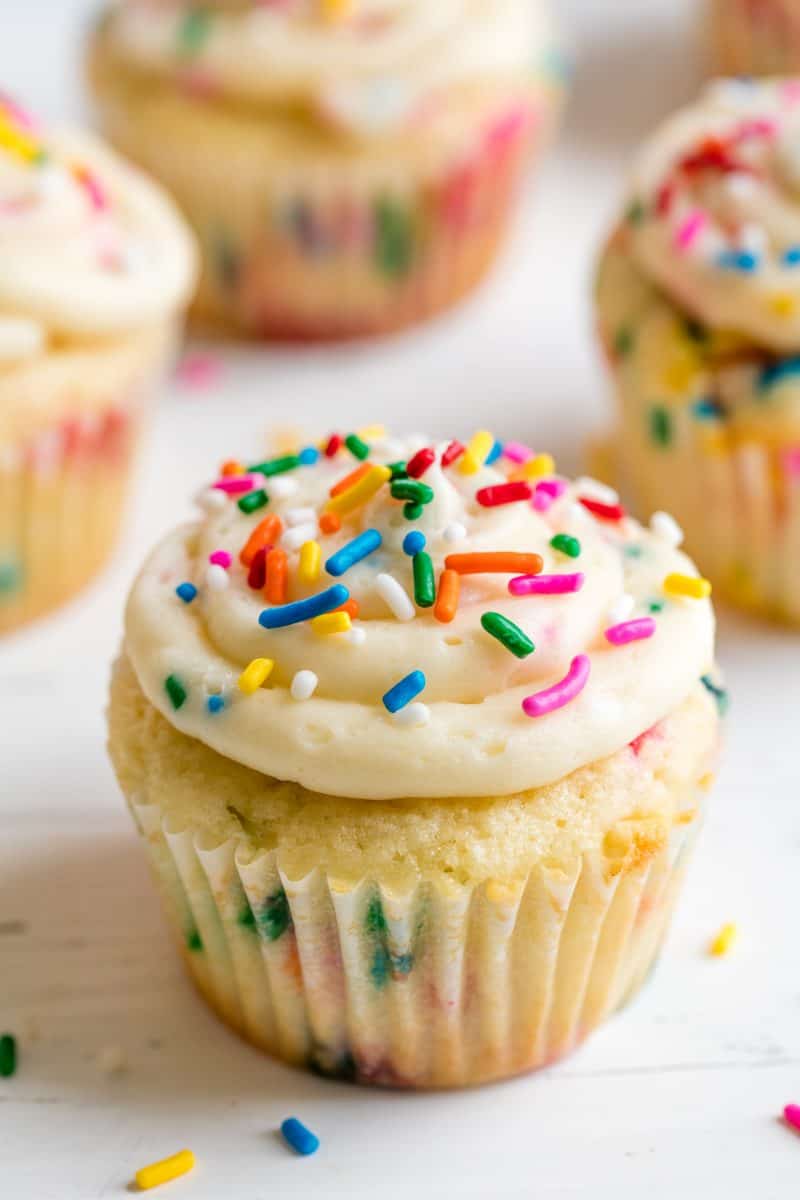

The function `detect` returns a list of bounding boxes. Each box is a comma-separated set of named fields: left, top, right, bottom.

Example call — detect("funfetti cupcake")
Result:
left=595, top=79, right=800, bottom=625
left=0, top=96, right=196, bottom=634
left=710, top=0, right=800, bottom=76
left=87, top=0, right=566, bottom=342
left=108, top=428, right=722, bottom=1089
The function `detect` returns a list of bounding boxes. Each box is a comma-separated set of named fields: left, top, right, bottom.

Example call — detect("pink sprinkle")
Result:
left=209, top=550, right=232, bottom=569
left=213, top=474, right=262, bottom=495
left=605, top=617, right=656, bottom=646
left=537, top=478, right=568, bottom=499
left=674, top=209, right=708, bottom=251
left=532, top=491, right=554, bottom=513
left=503, top=441, right=534, bottom=464
left=522, top=654, right=591, bottom=719
left=784, top=1104, right=800, bottom=1132
left=176, top=352, right=222, bottom=391
left=509, top=572, right=584, bottom=596
left=782, top=447, right=800, bottom=478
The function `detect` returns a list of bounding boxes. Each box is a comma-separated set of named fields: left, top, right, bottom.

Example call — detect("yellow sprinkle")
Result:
left=459, top=430, right=494, bottom=475
left=709, top=922, right=737, bottom=957
left=238, top=658, right=274, bottom=694
left=325, top=464, right=391, bottom=516
left=770, top=292, right=796, bottom=318
left=0, top=115, right=40, bottom=163
left=664, top=572, right=712, bottom=600
left=312, top=611, right=352, bottom=635
left=512, top=453, right=556, bottom=481
left=357, top=423, right=386, bottom=441
left=320, top=0, right=353, bottom=20
left=299, top=540, right=321, bottom=584
left=135, top=1149, right=195, bottom=1191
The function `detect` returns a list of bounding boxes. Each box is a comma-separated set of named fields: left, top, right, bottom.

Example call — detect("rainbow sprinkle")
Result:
left=325, top=529, right=382, bottom=577
left=383, top=670, right=426, bottom=713
left=281, top=1117, right=320, bottom=1157
left=522, top=655, right=590, bottom=719
left=259, top=585, right=349, bottom=629
left=135, top=1149, right=195, bottom=1191
left=480, top=612, right=535, bottom=658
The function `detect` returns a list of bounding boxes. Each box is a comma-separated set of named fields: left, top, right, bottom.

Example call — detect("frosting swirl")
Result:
left=0, top=97, right=196, bottom=362
left=625, top=79, right=800, bottom=353
left=124, top=431, right=715, bottom=800
left=100, top=0, right=563, bottom=136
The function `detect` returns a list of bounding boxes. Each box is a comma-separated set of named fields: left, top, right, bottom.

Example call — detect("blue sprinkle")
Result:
left=281, top=1117, right=320, bottom=1157
left=207, top=695, right=225, bottom=714
left=402, top=530, right=426, bottom=556
left=691, top=396, right=725, bottom=421
left=325, top=529, right=382, bottom=577
left=783, top=246, right=800, bottom=267
left=299, top=445, right=320, bottom=466
left=259, top=584, right=349, bottom=629
left=485, top=439, right=503, bottom=466
left=175, top=582, right=197, bottom=604
left=716, top=249, right=758, bottom=273
left=382, top=669, right=426, bottom=713
left=757, top=357, right=800, bottom=392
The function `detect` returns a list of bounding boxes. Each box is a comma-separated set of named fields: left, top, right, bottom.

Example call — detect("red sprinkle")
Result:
left=579, top=496, right=626, bottom=521
left=325, top=433, right=343, bottom=458
left=441, top=440, right=465, bottom=468
left=406, top=447, right=436, bottom=479
left=476, top=481, right=533, bottom=508
left=247, top=545, right=269, bottom=590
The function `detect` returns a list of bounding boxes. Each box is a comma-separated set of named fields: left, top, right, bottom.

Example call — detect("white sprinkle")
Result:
left=343, top=626, right=366, bottom=646
left=281, top=523, right=318, bottom=552
left=268, top=476, right=299, bottom=500
left=608, top=593, right=635, bottom=625
left=284, top=507, right=317, bottom=528
left=739, top=222, right=767, bottom=255
left=650, top=510, right=684, bottom=548
left=203, top=665, right=233, bottom=696
left=393, top=702, right=430, bottom=727
left=291, top=670, right=319, bottom=701
left=375, top=572, right=415, bottom=621
left=195, top=487, right=227, bottom=513
left=443, top=522, right=467, bottom=544
left=575, top=476, right=619, bottom=505
left=206, top=563, right=230, bottom=591
left=97, top=1045, right=127, bottom=1075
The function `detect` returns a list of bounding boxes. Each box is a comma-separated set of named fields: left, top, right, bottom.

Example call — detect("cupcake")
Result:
left=108, top=429, right=722, bottom=1088
left=0, top=95, right=196, bottom=633
left=87, top=0, right=565, bottom=342
left=596, top=79, right=800, bottom=624
left=710, top=0, right=800, bottom=76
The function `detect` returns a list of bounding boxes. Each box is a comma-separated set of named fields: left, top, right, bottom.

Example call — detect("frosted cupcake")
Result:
left=596, top=79, right=800, bottom=624
left=0, top=96, right=195, bottom=633
left=88, top=0, right=565, bottom=341
left=108, top=428, right=722, bottom=1088
left=710, top=0, right=800, bottom=76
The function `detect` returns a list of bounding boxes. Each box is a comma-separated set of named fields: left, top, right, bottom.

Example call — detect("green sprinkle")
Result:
left=238, top=488, right=269, bottom=514
left=165, top=674, right=187, bottom=710
left=624, top=544, right=644, bottom=559
left=413, top=551, right=436, bottom=608
left=648, top=600, right=665, bottom=613
left=0, top=559, right=21, bottom=595
left=388, top=461, right=407, bottom=480
left=186, top=927, right=203, bottom=953
left=404, top=502, right=424, bottom=521
left=237, top=902, right=257, bottom=931
left=550, top=533, right=581, bottom=559
left=374, top=198, right=414, bottom=278
left=650, top=405, right=673, bottom=447
left=178, top=7, right=213, bottom=54
left=0, top=1034, right=16, bottom=1078
left=480, top=612, right=535, bottom=659
left=701, top=674, right=730, bottom=716
left=365, top=894, right=387, bottom=936
left=345, top=433, right=369, bottom=461
left=391, top=479, right=434, bottom=505
left=370, top=944, right=391, bottom=989
left=258, top=887, right=291, bottom=942
left=247, top=454, right=300, bottom=477
left=614, top=327, right=635, bottom=358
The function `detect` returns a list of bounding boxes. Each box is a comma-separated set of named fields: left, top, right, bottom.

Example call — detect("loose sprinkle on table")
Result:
left=509, top=572, right=584, bottom=596
left=238, top=658, right=274, bottom=695
left=383, top=669, right=426, bottom=713
left=480, top=612, right=535, bottom=658
left=664, top=573, right=712, bottom=599
left=281, top=1118, right=320, bottom=1157
left=135, top=1149, right=195, bottom=1191
left=605, top=617, right=656, bottom=646
left=164, top=675, right=187, bottom=711
left=325, top=529, right=382, bottom=576
left=783, top=1105, right=800, bottom=1133
left=550, top=534, right=581, bottom=558
left=522, top=654, right=590, bottom=718
left=375, top=572, right=415, bottom=622
left=0, top=1034, right=16, bottom=1078
left=175, top=582, right=197, bottom=604
left=709, top=922, right=737, bottom=957
left=259, top=584, right=349, bottom=629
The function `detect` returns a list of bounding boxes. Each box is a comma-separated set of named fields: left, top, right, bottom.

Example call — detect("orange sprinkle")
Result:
left=319, top=511, right=342, bottom=535
left=334, top=598, right=360, bottom=619
left=444, top=552, right=544, bottom=576
left=434, top=568, right=460, bottom=624
left=220, top=459, right=245, bottom=477
left=330, top=462, right=371, bottom=498
left=265, top=547, right=288, bottom=605
left=240, top=515, right=283, bottom=566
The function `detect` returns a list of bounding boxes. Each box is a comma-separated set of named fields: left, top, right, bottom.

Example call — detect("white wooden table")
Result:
left=2, top=2, right=800, bottom=1196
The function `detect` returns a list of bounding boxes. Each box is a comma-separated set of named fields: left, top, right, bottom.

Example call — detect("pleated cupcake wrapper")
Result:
left=0, top=394, right=148, bottom=633
left=95, top=87, right=555, bottom=339
left=130, top=791, right=702, bottom=1089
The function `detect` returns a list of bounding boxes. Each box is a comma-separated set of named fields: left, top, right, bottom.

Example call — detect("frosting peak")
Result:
left=124, top=431, right=715, bottom=800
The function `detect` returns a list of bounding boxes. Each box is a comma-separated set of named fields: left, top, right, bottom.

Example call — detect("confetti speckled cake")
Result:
left=0, top=96, right=196, bottom=634
left=87, top=0, right=566, bottom=341
left=108, top=429, right=722, bottom=1088
left=596, top=79, right=800, bottom=625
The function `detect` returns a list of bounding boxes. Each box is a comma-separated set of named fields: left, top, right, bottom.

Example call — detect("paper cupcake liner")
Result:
left=91, top=58, right=560, bottom=340
left=709, top=0, right=800, bottom=75
left=127, top=787, right=702, bottom=1089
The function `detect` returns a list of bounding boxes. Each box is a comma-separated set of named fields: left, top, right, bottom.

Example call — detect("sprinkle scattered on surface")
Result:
left=281, top=1117, right=320, bottom=1157
left=0, top=1034, right=17, bottom=1078
left=135, top=1149, right=195, bottom=1190
left=709, top=922, right=737, bottom=957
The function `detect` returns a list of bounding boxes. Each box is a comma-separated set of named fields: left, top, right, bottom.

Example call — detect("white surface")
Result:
left=2, top=3, right=800, bottom=1197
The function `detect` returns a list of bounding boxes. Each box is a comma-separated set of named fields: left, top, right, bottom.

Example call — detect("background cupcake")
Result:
left=108, top=429, right=720, bottom=1088
left=595, top=79, right=800, bottom=624
left=710, top=0, right=800, bottom=76
left=87, top=0, right=566, bottom=342
left=0, top=95, right=196, bottom=634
